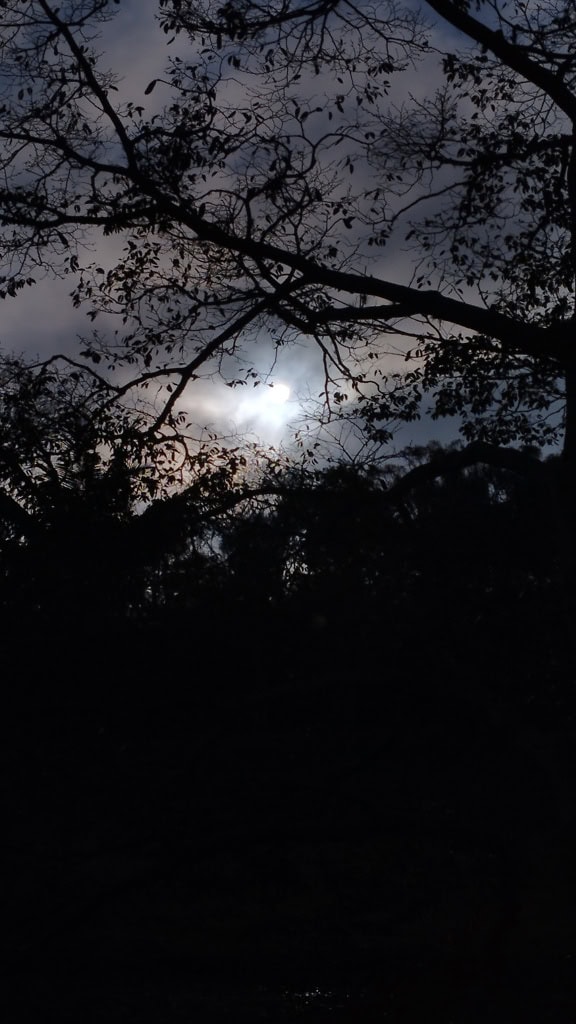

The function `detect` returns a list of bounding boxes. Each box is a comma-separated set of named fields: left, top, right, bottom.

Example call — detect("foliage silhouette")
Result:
left=0, top=2, right=574, bottom=498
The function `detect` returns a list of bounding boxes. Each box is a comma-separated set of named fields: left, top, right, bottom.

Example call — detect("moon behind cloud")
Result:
left=235, top=381, right=293, bottom=437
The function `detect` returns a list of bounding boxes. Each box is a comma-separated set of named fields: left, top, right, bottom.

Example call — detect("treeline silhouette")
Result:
left=2, top=441, right=568, bottom=690
left=3, top=442, right=575, bottom=1022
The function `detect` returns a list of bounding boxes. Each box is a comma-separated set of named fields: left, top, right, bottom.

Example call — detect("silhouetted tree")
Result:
left=0, top=2, right=574, bottom=516
left=0, top=353, right=214, bottom=630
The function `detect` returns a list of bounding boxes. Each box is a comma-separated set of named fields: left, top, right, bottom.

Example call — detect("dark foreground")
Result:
left=3, top=601, right=576, bottom=1024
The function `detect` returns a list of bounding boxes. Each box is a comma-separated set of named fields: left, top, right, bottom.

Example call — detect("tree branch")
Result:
left=426, top=0, right=576, bottom=122
left=138, top=198, right=569, bottom=364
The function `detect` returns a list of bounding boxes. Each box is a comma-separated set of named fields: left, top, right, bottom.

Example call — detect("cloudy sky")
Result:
left=1, top=0, right=464, bottom=453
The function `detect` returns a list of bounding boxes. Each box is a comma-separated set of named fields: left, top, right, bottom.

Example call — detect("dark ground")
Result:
left=3, top=606, right=576, bottom=1022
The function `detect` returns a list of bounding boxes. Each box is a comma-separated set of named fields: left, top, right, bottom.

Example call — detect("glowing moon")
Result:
left=267, top=382, right=291, bottom=404
left=234, top=380, right=293, bottom=438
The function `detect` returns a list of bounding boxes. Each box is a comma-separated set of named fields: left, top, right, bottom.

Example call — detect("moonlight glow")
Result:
left=235, top=381, right=293, bottom=438
left=266, top=383, right=291, bottom=404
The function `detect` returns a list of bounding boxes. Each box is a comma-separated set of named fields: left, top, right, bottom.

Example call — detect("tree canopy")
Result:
left=0, top=0, right=574, bottom=481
